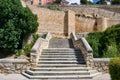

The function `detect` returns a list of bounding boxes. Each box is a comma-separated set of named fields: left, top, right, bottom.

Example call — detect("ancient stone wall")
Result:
left=37, top=8, right=65, bottom=35
left=93, top=58, right=110, bottom=73
left=75, top=17, right=96, bottom=33
left=67, top=10, right=75, bottom=35
left=0, top=59, right=29, bottom=73
left=28, top=5, right=75, bottom=35
left=58, top=6, right=120, bottom=19
left=27, top=4, right=120, bottom=34
left=107, top=19, right=120, bottom=27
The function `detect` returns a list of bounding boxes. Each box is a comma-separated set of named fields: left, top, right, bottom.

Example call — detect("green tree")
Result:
left=112, top=0, right=120, bottom=5
left=81, top=0, right=87, bottom=4
left=54, top=0, right=61, bottom=4
left=0, top=0, right=38, bottom=52
left=96, top=0, right=106, bottom=4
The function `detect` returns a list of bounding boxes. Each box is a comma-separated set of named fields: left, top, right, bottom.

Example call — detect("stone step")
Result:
left=25, top=70, right=97, bottom=75
left=30, top=67, right=91, bottom=71
left=40, top=58, right=84, bottom=60
left=38, top=60, right=86, bottom=64
left=37, top=64, right=86, bottom=67
left=43, top=48, right=79, bottom=51
left=40, top=55, right=83, bottom=58
left=42, top=52, right=82, bottom=55
left=22, top=72, right=93, bottom=79
left=42, top=48, right=81, bottom=53
left=42, top=51, right=81, bottom=53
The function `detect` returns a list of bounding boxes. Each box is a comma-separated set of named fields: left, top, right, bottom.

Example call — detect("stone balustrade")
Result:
left=93, top=58, right=110, bottom=73
left=76, top=32, right=89, bottom=39
left=71, top=32, right=93, bottom=67
left=30, top=32, right=52, bottom=67
left=71, top=32, right=110, bottom=73
left=0, top=59, right=29, bottom=73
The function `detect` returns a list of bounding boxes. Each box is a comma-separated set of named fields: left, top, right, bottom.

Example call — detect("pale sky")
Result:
left=65, top=0, right=80, bottom=5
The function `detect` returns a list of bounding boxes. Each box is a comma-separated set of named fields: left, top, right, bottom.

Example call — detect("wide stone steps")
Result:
left=42, top=48, right=80, bottom=53
left=38, top=60, right=85, bottom=64
left=22, top=72, right=93, bottom=79
left=42, top=52, right=82, bottom=55
left=40, top=55, right=83, bottom=58
left=37, top=64, right=86, bottom=67
left=23, top=48, right=100, bottom=79
left=30, top=67, right=91, bottom=71
left=25, top=70, right=97, bottom=75
left=39, top=58, right=84, bottom=61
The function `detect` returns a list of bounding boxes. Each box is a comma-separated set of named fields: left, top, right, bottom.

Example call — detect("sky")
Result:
left=93, top=0, right=100, bottom=3
left=64, top=0, right=100, bottom=4
left=65, top=0, right=80, bottom=4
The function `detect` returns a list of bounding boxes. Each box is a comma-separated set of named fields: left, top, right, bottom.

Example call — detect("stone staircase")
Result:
left=22, top=48, right=100, bottom=80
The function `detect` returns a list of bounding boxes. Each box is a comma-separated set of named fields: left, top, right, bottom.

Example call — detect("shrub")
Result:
left=15, top=49, right=22, bottom=56
left=86, top=24, right=120, bottom=58
left=86, top=32, right=103, bottom=57
left=23, top=34, right=38, bottom=56
left=0, top=0, right=38, bottom=52
left=47, top=5, right=60, bottom=10
left=109, top=58, right=120, bottom=80
left=103, top=42, right=120, bottom=58
left=23, top=43, right=32, bottom=56
left=99, top=24, right=120, bottom=57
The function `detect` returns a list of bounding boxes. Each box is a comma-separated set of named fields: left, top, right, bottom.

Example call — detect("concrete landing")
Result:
left=48, top=38, right=74, bottom=48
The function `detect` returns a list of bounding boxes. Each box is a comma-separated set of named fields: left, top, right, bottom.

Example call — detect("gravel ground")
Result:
left=0, top=73, right=111, bottom=80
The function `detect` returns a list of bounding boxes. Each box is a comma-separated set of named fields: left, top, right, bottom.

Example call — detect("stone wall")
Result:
left=93, top=58, right=110, bottom=73
left=67, top=10, right=75, bottom=35
left=28, top=5, right=75, bottom=36
left=96, top=18, right=120, bottom=31
left=99, top=6, right=120, bottom=13
left=75, top=17, right=96, bottom=33
left=37, top=8, right=65, bottom=35
left=58, top=6, right=120, bottom=19
left=27, top=3, right=120, bottom=34
left=107, top=19, right=120, bottom=27
left=0, top=59, right=29, bottom=73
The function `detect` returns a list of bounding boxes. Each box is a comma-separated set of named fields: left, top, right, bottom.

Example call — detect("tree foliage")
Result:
left=53, top=0, right=61, bottom=4
left=99, top=24, right=120, bottom=57
left=112, top=0, right=120, bottom=4
left=86, top=24, right=120, bottom=58
left=0, top=0, right=38, bottom=52
left=81, top=0, right=87, bottom=4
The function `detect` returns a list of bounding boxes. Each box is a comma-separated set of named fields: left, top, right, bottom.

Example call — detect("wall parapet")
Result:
left=30, top=32, right=52, bottom=67
left=0, top=59, right=29, bottom=73
left=93, top=58, right=110, bottom=73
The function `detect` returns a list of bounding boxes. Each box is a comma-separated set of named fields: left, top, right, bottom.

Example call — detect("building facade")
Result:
left=32, top=0, right=54, bottom=5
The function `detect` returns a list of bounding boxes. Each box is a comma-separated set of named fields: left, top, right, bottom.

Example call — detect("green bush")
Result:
left=99, top=24, right=120, bottom=57
left=103, top=42, right=120, bottom=58
left=23, top=34, right=38, bottom=56
left=86, top=24, right=120, bottom=58
left=109, top=58, right=120, bottom=80
left=24, top=43, right=32, bottom=56
left=15, top=49, right=22, bottom=56
left=47, top=5, right=60, bottom=10
left=0, top=0, right=38, bottom=52
left=86, top=32, right=103, bottom=57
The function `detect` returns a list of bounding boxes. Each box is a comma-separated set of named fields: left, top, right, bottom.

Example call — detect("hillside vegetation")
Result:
left=86, top=24, right=120, bottom=58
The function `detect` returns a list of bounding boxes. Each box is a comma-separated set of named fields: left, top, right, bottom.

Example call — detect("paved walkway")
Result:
left=49, top=38, right=74, bottom=48
left=0, top=73, right=111, bottom=80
